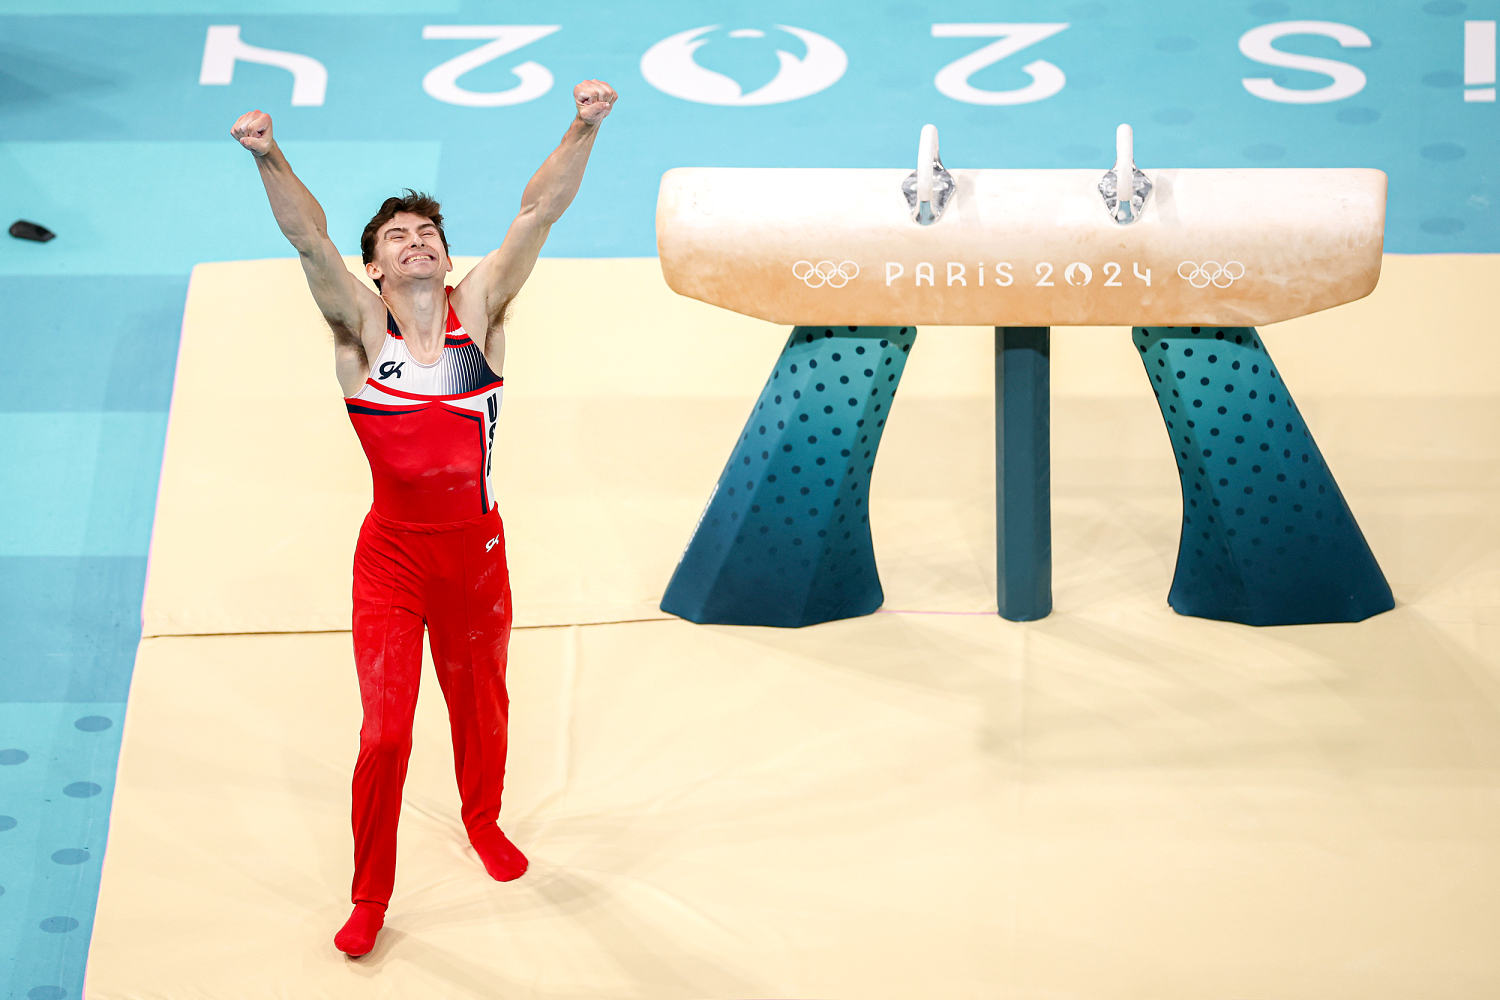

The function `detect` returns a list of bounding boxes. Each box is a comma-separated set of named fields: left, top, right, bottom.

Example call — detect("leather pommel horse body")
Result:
left=656, top=155, right=1394, bottom=628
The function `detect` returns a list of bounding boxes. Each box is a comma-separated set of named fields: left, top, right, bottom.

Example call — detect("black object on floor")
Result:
left=9, top=220, right=56, bottom=242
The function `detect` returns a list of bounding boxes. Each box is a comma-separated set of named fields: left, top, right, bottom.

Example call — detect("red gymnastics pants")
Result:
left=348, top=505, right=512, bottom=907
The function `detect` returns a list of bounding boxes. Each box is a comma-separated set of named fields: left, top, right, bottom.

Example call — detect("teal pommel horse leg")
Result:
left=1135, top=325, right=1393, bottom=625
left=661, top=325, right=918, bottom=627
left=654, top=128, right=1395, bottom=628
left=996, top=327, right=1052, bottom=621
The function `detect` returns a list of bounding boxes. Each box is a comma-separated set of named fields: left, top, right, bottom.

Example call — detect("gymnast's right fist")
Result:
left=231, top=110, right=274, bottom=158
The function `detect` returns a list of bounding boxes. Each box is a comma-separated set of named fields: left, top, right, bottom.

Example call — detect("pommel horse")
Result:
left=657, top=125, right=1394, bottom=628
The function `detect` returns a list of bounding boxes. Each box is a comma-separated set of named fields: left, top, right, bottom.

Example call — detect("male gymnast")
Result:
left=231, top=79, right=616, bottom=958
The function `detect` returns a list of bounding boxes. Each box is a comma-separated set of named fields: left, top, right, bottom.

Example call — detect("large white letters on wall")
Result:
left=200, top=25, right=328, bottom=107
left=420, top=26, right=560, bottom=107
left=1466, top=20, right=1497, bottom=102
left=931, top=24, right=1069, bottom=105
left=1239, top=21, right=1371, bottom=104
left=197, top=22, right=1487, bottom=109
left=639, top=25, right=848, bottom=106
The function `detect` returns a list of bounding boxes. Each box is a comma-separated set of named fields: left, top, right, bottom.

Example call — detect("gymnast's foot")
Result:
left=470, top=824, right=529, bottom=882
left=334, top=901, right=386, bottom=958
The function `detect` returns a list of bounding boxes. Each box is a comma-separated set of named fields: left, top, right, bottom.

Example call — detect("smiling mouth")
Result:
left=403, top=253, right=436, bottom=264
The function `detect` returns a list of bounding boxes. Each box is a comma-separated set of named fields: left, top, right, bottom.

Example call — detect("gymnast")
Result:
left=230, top=79, right=616, bottom=958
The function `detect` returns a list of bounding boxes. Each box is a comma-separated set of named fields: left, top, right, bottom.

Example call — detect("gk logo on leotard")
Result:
left=485, top=535, right=500, bottom=553
left=377, top=361, right=405, bottom=380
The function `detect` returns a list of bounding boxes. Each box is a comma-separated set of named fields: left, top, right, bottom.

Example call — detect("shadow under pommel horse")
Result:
left=656, top=125, right=1394, bottom=629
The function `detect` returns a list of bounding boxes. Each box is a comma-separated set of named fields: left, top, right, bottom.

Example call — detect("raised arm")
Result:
left=453, top=81, right=616, bottom=369
left=231, top=111, right=382, bottom=364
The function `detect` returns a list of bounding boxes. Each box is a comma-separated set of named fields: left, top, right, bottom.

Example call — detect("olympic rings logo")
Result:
left=792, top=259, right=860, bottom=288
left=1178, top=260, right=1246, bottom=289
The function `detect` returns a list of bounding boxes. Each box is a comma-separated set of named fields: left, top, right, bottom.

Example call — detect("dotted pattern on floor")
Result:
left=663, top=326, right=917, bottom=626
left=1134, top=325, right=1394, bottom=625
left=0, top=705, right=124, bottom=1000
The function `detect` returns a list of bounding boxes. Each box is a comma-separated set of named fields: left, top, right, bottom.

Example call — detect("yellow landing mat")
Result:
left=108, top=251, right=1500, bottom=995
left=143, top=255, right=1500, bottom=636
left=90, top=610, right=1500, bottom=999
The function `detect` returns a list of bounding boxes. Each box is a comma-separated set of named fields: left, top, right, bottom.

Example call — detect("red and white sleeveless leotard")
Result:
left=345, top=287, right=504, bottom=523
left=343, top=288, right=514, bottom=907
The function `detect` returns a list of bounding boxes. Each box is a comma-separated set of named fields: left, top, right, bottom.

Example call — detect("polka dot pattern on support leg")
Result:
left=662, top=325, right=918, bottom=627
left=1134, top=325, right=1393, bottom=625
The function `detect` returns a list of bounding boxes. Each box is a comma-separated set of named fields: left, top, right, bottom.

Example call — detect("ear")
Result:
left=366, top=261, right=383, bottom=283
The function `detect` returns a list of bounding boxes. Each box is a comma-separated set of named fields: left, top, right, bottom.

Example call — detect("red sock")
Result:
left=334, top=901, right=386, bottom=958
left=470, top=824, right=529, bottom=882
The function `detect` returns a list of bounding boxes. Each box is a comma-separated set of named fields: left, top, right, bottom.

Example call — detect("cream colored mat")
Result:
left=95, top=253, right=1500, bottom=997
left=143, top=255, right=1500, bottom=635
left=90, top=608, right=1500, bottom=999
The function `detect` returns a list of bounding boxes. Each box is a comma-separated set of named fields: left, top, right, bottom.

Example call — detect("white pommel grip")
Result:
left=1114, top=123, right=1134, bottom=182
left=916, top=124, right=938, bottom=213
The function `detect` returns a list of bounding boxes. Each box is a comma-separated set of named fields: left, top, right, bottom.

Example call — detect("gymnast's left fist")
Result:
left=574, top=80, right=617, bottom=125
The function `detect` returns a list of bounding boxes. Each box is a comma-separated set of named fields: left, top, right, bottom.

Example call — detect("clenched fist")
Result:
left=573, top=80, right=616, bottom=125
left=231, top=110, right=275, bottom=158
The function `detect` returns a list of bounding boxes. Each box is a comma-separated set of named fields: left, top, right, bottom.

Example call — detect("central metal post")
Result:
left=995, top=326, right=1052, bottom=621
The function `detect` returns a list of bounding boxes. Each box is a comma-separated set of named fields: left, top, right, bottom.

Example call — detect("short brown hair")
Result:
left=361, top=190, right=449, bottom=287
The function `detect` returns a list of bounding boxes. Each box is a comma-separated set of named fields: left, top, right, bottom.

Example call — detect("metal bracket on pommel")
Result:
left=655, top=123, right=1394, bottom=629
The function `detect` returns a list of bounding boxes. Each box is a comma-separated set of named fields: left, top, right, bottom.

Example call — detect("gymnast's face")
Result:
left=367, top=212, right=452, bottom=289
